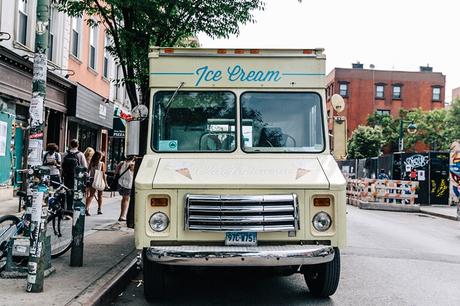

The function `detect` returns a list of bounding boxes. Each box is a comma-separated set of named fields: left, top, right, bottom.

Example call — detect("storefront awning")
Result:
left=109, top=117, right=126, bottom=138
left=68, top=84, right=114, bottom=129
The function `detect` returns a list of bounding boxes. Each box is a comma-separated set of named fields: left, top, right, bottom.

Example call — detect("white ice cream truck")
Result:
left=134, top=47, right=347, bottom=301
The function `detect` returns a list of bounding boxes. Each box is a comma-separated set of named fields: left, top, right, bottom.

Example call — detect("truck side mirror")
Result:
left=128, top=105, right=149, bottom=122
left=331, top=94, right=345, bottom=113
left=330, top=94, right=347, bottom=160
left=125, top=121, right=140, bottom=156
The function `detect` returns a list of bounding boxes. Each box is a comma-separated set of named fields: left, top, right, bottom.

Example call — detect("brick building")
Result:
left=326, top=64, right=446, bottom=138
left=452, top=87, right=460, bottom=101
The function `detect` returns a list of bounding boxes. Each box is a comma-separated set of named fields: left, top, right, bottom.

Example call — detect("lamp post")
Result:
left=398, top=120, right=417, bottom=152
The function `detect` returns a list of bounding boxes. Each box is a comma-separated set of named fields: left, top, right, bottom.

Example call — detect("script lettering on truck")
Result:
left=195, top=65, right=282, bottom=86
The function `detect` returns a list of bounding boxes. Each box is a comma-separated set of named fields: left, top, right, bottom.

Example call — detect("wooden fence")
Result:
left=347, top=179, right=419, bottom=206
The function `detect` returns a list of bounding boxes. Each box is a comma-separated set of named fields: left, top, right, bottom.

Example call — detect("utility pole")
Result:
left=70, top=166, right=87, bottom=267
left=26, top=0, right=50, bottom=293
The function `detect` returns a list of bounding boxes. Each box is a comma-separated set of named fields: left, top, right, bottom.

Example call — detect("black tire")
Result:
left=303, top=247, right=341, bottom=297
left=47, top=210, right=73, bottom=258
left=143, top=248, right=166, bottom=301
left=0, top=215, right=21, bottom=271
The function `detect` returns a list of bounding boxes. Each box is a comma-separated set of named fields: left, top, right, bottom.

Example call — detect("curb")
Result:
left=65, top=249, right=139, bottom=306
left=357, top=201, right=420, bottom=212
left=419, top=209, right=459, bottom=221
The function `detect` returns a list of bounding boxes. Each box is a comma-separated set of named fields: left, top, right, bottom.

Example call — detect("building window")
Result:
left=71, top=17, right=82, bottom=57
left=18, top=0, right=28, bottom=45
left=103, top=35, right=110, bottom=78
left=375, top=84, right=385, bottom=99
left=392, top=85, right=402, bottom=99
left=89, top=23, right=98, bottom=70
left=339, top=83, right=348, bottom=97
left=432, top=87, right=441, bottom=101
left=48, top=6, right=57, bottom=61
left=376, top=109, right=391, bottom=116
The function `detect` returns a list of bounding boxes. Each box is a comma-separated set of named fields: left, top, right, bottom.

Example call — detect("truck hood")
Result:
left=135, top=155, right=345, bottom=191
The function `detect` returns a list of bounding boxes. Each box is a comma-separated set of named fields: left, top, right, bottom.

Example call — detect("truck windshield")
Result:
left=152, top=91, right=236, bottom=152
left=241, top=92, right=324, bottom=152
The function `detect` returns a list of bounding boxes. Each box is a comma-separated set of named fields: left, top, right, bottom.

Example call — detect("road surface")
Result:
left=111, top=206, right=460, bottom=306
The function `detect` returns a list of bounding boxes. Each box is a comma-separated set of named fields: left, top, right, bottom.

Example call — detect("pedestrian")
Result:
left=43, top=143, right=61, bottom=188
left=377, top=169, right=389, bottom=180
left=115, top=156, right=135, bottom=222
left=62, top=139, right=87, bottom=210
left=83, top=147, right=95, bottom=167
left=86, top=151, right=106, bottom=216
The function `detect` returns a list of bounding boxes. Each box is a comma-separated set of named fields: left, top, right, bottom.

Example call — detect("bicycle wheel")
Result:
left=47, top=210, right=73, bottom=258
left=0, top=215, right=21, bottom=271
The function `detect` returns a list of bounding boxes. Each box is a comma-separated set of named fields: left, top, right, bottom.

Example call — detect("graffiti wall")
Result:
left=449, top=142, right=460, bottom=204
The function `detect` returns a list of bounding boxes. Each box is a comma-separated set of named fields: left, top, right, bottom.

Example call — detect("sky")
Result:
left=198, top=0, right=459, bottom=102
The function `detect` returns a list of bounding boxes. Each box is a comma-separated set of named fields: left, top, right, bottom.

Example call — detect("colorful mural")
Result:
left=449, top=141, right=460, bottom=204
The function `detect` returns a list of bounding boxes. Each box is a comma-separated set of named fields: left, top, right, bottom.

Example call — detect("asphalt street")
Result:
left=111, top=206, right=460, bottom=306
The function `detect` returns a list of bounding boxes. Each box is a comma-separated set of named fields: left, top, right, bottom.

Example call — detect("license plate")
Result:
left=225, top=232, right=257, bottom=246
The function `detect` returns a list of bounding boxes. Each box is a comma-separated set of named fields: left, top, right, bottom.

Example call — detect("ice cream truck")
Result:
left=134, top=47, right=347, bottom=301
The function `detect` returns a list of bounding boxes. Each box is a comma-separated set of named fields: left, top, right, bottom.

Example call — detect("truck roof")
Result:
left=149, top=47, right=325, bottom=59
left=149, top=47, right=326, bottom=89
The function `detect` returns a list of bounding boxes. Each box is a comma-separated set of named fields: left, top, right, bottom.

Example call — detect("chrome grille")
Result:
left=185, top=194, right=299, bottom=232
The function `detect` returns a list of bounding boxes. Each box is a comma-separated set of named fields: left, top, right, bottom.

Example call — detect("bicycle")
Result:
left=0, top=182, right=74, bottom=271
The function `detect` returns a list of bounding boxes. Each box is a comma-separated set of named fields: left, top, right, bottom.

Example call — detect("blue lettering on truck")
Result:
left=195, top=65, right=281, bottom=86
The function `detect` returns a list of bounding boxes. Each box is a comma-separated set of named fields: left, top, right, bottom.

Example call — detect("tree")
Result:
left=347, top=125, right=385, bottom=159
left=367, top=113, right=399, bottom=151
left=446, top=98, right=460, bottom=143
left=57, top=0, right=265, bottom=108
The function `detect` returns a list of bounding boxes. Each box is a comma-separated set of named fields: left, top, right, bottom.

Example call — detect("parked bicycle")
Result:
left=0, top=182, right=74, bottom=271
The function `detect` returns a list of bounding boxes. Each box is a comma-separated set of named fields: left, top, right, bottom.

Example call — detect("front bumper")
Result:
left=146, top=245, right=334, bottom=267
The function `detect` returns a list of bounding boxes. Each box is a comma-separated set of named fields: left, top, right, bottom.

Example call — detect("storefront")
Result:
left=67, top=83, right=114, bottom=160
left=0, top=46, right=73, bottom=185
left=107, top=116, right=126, bottom=171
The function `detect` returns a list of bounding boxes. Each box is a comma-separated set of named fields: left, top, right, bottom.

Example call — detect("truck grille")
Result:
left=185, top=194, right=299, bottom=232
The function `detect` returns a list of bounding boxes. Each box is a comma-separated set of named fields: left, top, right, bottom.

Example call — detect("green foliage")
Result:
left=446, top=98, right=460, bottom=142
left=347, top=125, right=385, bottom=159
left=367, top=113, right=399, bottom=148
left=360, top=106, right=454, bottom=154
left=56, top=0, right=265, bottom=107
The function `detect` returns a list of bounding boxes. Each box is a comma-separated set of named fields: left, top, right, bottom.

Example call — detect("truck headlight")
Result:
left=312, top=212, right=332, bottom=232
left=149, top=212, right=170, bottom=232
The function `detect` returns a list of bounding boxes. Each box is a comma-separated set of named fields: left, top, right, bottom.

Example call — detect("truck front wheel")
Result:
left=302, top=247, right=341, bottom=297
left=143, top=248, right=166, bottom=301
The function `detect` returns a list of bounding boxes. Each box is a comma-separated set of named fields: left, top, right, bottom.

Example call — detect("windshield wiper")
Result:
left=163, top=81, right=185, bottom=119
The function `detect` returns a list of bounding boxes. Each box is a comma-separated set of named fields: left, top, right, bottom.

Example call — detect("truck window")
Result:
left=241, top=92, right=324, bottom=152
left=152, top=91, right=236, bottom=152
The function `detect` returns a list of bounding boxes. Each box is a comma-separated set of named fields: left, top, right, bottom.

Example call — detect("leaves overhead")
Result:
left=56, top=0, right=265, bottom=107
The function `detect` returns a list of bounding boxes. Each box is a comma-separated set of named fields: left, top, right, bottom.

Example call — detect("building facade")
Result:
left=326, top=64, right=446, bottom=139
left=452, top=87, right=460, bottom=102
left=0, top=0, right=74, bottom=184
left=0, top=1, right=128, bottom=185
left=65, top=12, right=114, bottom=160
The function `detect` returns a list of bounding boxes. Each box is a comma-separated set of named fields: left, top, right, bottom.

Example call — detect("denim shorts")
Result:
left=118, top=185, right=131, bottom=197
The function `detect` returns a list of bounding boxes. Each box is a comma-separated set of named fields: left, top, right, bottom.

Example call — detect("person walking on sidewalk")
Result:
left=86, top=151, right=106, bottom=216
left=43, top=143, right=61, bottom=188
left=115, top=156, right=135, bottom=222
left=83, top=147, right=95, bottom=197
left=62, top=139, right=87, bottom=210
left=83, top=147, right=95, bottom=169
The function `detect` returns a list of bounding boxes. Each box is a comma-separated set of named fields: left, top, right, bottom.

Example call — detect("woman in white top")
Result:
left=116, top=156, right=135, bottom=222
left=85, top=151, right=106, bottom=216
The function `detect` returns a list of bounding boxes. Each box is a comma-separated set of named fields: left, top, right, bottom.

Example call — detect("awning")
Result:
left=68, top=84, right=114, bottom=129
left=109, top=117, right=126, bottom=138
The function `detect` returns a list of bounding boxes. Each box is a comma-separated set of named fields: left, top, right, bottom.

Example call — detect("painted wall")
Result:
left=67, top=13, right=109, bottom=98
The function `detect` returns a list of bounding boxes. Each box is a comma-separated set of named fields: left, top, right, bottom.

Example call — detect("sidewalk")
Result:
left=420, top=205, right=459, bottom=221
left=0, top=195, right=138, bottom=306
